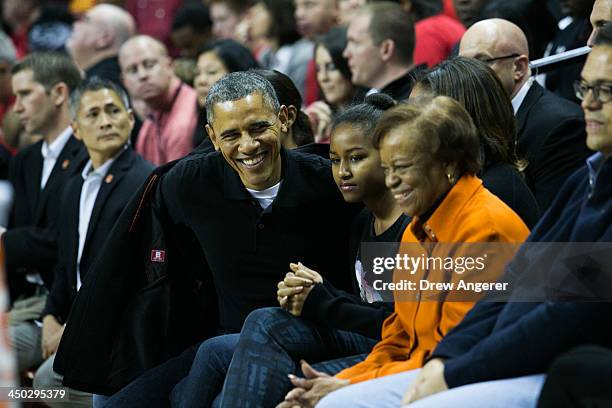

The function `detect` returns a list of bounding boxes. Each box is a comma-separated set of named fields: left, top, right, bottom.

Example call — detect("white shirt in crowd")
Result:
left=511, top=77, right=534, bottom=115
left=26, top=127, right=73, bottom=286
left=40, top=127, right=72, bottom=190
left=76, top=157, right=117, bottom=290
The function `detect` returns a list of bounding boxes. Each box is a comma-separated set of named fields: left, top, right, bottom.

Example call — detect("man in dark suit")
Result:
left=460, top=18, right=592, bottom=212
left=11, top=77, right=152, bottom=406
left=0, top=52, right=85, bottom=313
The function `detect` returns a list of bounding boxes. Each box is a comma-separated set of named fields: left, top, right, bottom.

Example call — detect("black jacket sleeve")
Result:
left=42, top=264, right=71, bottom=323
left=441, top=302, right=612, bottom=388
left=300, top=209, right=394, bottom=339
left=301, top=281, right=393, bottom=340
left=531, top=115, right=590, bottom=211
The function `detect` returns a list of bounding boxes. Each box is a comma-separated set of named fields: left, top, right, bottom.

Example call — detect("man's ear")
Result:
left=51, top=82, right=70, bottom=107
left=513, top=55, right=530, bottom=83
left=71, top=122, right=82, bottom=141
left=96, top=29, right=114, bottom=50
left=205, top=123, right=219, bottom=151
left=164, top=55, right=175, bottom=74
left=127, top=109, right=135, bottom=132
left=286, top=105, right=298, bottom=129
left=379, top=39, right=395, bottom=63
left=278, top=105, right=290, bottom=132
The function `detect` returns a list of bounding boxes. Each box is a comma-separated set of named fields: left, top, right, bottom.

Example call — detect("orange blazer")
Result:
left=336, top=175, right=530, bottom=384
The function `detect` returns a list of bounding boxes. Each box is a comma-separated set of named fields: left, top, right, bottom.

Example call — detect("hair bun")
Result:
left=364, top=93, right=396, bottom=110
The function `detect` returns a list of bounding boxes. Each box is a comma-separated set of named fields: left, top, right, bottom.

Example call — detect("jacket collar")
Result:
left=378, top=64, right=426, bottom=101
left=409, top=174, right=483, bottom=242
left=515, top=81, right=545, bottom=138
left=84, top=147, right=136, bottom=245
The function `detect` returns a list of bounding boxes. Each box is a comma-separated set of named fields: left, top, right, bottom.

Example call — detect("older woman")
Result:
left=411, top=57, right=540, bottom=228
left=280, top=96, right=530, bottom=408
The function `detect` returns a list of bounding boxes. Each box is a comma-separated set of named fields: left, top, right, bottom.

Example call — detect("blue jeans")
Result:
left=105, top=308, right=376, bottom=408
left=170, top=308, right=376, bottom=407
left=215, top=307, right=377, bottom=408
left=102, top=345, right=200, bottom=408
left=317, top=369, right=546, bottom=408
left=171, top=334, right=239, bottom=408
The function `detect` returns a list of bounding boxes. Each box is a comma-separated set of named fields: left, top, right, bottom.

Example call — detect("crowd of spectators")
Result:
left=0, top=0, right=611, bottom=407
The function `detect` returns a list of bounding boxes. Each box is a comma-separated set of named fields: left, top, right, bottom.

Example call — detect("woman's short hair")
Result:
left=415, top=57, right=522, bottom=170
left=196, top=39, right=260, bottom=73
left=373, top=96, right=482, bottom=176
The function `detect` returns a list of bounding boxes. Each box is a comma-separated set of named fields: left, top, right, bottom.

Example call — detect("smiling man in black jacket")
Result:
left=55, top=72, right=360, bottom=406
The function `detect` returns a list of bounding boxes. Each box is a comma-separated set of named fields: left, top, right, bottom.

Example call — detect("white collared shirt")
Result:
left=40, top=127, right=72, bottom=190
left=511, top=78, right=534, bottom=115
left=75, top=157, right=116, bottom=290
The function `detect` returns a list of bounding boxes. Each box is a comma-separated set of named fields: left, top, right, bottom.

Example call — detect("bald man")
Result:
left=119, top=35, right=197, bottom=165
left=588, top=0, right=612, bottom=46
left=67, top=4, right=135, bottom=87
left=460, top=18, right=591, bottom=213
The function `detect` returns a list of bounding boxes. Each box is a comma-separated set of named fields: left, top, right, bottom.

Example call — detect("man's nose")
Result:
left=238, top=133, right=260, bottom=154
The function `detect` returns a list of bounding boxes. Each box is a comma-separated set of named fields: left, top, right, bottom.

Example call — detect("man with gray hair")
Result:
left=54, top=71, right=359, bottom=406
left=67, top=4, right=135, bottom=87
left=11, top=77, right=152, bottom=408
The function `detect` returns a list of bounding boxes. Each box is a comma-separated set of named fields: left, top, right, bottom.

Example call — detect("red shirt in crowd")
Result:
left=135, top=78, right=198, bottom=167
left=414, top=14, right=466, bottom=68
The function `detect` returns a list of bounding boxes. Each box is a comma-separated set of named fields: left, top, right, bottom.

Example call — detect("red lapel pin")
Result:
left=62, top=159, right=70, bottom=169
left=105, top=174, right=114, bottom=184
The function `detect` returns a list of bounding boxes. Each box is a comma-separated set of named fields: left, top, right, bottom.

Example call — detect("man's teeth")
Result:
left=242, top=154, right=265, bottom=166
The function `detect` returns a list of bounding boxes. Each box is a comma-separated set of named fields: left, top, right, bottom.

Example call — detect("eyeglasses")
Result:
left=573, top=80, right=612, bottom=104
left=478, top=53, right=520, bottom=64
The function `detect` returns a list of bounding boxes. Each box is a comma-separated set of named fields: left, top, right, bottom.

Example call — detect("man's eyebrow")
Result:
left=580, top=78, right=612, bottom=85
left=472, top=52, right=491, bottom=59
left=250, top=120, right=272, bottom=126
left=220, top=128, right=240, bottom=137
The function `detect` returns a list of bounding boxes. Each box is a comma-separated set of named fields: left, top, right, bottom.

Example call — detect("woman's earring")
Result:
left=447, top=173, right=455, bottom=185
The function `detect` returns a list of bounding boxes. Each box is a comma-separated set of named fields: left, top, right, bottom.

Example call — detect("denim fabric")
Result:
left=317, top=370, right=545, bottom=408
left=103, top=345, right=199, bottom=408
left=217, top=307, right=378, bottom=408
left=171, top=334, right=239, bottom=408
